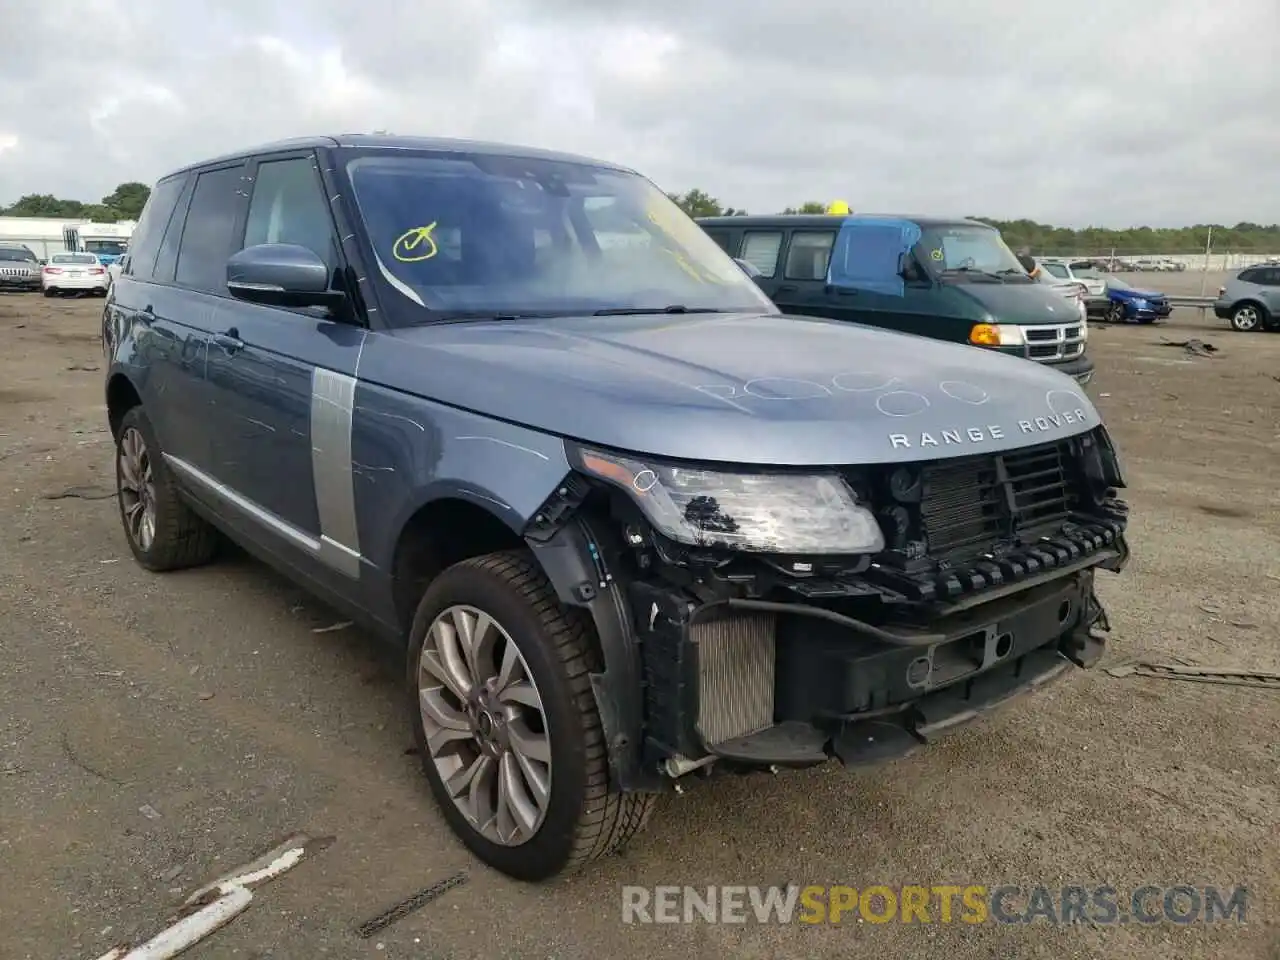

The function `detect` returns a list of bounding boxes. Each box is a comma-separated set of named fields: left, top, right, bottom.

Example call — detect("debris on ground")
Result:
left=312, top=621, right=353, bottom=634
left=92, top=833, right=333, bottom=960
left=138, top=804, right=163, bottom=820
left=355, top=871, right=469, bottom=939
left=1159, top=337, right=1219, bottom=358
left=41, top=485, right=114, bottom=501
left=1106, top=662, right=1280, bottom=690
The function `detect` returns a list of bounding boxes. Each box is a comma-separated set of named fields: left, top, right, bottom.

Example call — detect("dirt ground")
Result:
left=1, top=275, right=1276, bottom=960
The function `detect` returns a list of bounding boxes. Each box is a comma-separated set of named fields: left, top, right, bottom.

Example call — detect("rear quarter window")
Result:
left=125, top=175, right=188, bottom=281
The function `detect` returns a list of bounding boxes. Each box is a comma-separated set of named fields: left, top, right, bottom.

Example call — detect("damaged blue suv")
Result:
left=102, top=135, right=1130, bottom=882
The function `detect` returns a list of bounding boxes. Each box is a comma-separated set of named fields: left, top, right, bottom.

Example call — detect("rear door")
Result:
left=105, top=172, right=210, bottom=464
left=1254, top=268, right=1280, bottom=314
left=159, top=162, right=250, bottom=479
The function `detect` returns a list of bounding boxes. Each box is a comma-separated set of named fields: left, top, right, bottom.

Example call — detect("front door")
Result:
left=201, top=151, right=366, bottom=585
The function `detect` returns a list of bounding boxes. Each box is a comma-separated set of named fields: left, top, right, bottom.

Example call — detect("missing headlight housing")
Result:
left=573, top=445, right=885, bottom=555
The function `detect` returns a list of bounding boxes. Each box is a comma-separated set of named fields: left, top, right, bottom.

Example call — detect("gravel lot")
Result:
left=1, top=275, right=1276, bottom=959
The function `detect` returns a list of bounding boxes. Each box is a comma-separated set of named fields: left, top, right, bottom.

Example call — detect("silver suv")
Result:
left=1214, top=266, right=1280, bottom=332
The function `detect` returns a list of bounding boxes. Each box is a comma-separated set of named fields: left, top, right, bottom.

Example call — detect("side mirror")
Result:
left=733, top=257, right=763, bottom=280
left=226, top=243, right=343, bottom=310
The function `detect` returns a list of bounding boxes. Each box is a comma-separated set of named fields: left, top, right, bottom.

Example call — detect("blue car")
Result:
left=1103, top=278, right=1172, bottom=324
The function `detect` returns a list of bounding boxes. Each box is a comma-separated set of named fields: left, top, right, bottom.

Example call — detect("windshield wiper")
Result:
left=592, top=305, right=723, bottom=316
left=939, top=266, right=1005, bottom=282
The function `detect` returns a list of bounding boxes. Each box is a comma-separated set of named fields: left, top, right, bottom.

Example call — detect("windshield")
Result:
left=1107, top=278, right=1136, bottom=291
left=915, top=224, right=1029, bottom=280
left=84, top=239, right=127, bottom=256
left=51, top=253, right=99, bottom=265
left=0, top=246, right=36, bottom=262
left=344, top=151, right=775, bottom=319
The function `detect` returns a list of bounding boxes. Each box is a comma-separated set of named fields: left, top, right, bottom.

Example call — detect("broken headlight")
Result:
left=574, top=446, right=885, bottom=554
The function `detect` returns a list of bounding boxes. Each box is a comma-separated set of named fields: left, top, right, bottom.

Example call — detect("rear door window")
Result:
left=174, top=164, right=247, bottom=295
left=739, top=231, right=782, bottom=278
left=784, top=231, right=836, bottom=281
left=1042, top=262, right=1069, bottom=279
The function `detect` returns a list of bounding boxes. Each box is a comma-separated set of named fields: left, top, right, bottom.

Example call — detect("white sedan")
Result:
left=42, top=252, right=110, bottom=297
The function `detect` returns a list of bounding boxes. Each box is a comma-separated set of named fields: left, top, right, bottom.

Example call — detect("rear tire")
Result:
left=406, top=550, right=656, bottom=882
left=115, top=406, right=220, bottom=571
left=43, top=288, right=54, bottom=297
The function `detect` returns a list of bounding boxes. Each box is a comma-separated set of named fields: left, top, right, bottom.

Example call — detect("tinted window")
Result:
left=84, top=239, right=128, bottom=256
left=740, top=232, right=782, bottom=278
left=126, top=175, right=186, bottom=281
left=243, top=156, right=337, bottom=266
left=344, top=152, right=772, bottom=318
left=784, top=232, right=836, bottom=281
left=1238, top=269, right=1262, bottom=284
left=152, top=177, right=194, bottom=283
left=52, top=254, right=99, bottom=265
left=1257, top=268, right=1280, bottom=286
left=174, top=165, right=246, bottom=294
left=0, top=246, right=36, bottom=261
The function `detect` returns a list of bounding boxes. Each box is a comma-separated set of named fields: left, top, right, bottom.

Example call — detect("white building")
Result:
left=0, top=215, right=136, bottom=261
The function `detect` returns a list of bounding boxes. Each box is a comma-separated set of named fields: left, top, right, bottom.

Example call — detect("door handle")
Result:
left=775, top=284, right=797, bottom=294
left=137, top=304, right=156, bottom=323
left=212, top=329, right=244, bottom=353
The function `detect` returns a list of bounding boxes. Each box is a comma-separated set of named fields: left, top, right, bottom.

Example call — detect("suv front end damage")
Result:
left=531, top=426, right=1128, bottom=785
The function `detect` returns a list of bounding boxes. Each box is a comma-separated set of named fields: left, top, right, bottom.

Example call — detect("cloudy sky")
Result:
left=2, top=0, right=1276, bottom=227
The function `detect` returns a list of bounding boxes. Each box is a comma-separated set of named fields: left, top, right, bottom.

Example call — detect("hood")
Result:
left=953, top=281, right=1080, bottom=325
left=365, top=312, right=1102, bottom=467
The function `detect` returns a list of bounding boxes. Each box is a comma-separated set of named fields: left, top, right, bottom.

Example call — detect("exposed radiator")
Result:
left=694, top=612, right=777, bottom=746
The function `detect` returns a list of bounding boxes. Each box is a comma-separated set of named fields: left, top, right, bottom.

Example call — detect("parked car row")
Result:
left=101, top=134, right=1132, bottom=883
left=1038, top=256, right=1187, bottom=273
left=0, top=242, right=114, bottom=296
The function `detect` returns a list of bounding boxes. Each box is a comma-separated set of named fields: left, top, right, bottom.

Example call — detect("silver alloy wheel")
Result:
left=1232, top=306, right=1259, bottom=331
left=418, top=604, right=552, bottom=846
left=118, top=426, right=157, bottom=551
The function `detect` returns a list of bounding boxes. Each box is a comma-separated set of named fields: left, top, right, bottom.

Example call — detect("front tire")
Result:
left=115, top=407, right=219, bottom=571
left=407, top=551, right=655, bottom=882
left=1106, top=301, right=1126, bottom=323
left=1230, top=304, right=1262, bottom=332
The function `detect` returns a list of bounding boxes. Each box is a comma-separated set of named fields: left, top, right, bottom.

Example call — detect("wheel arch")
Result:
left=386, top=480, right=654, bottom=792
left=106, top=370, right=143, bottom=439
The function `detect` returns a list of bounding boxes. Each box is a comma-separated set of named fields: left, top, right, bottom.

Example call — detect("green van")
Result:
left=697, top=214, right=1094, bottom=386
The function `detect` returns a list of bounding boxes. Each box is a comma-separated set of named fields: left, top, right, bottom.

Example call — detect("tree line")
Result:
left=667, top=189, right=1280, bottom=255
left=4, top=182, right=1275, bottom=255
left=1, top=183, right=152, bottom=222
